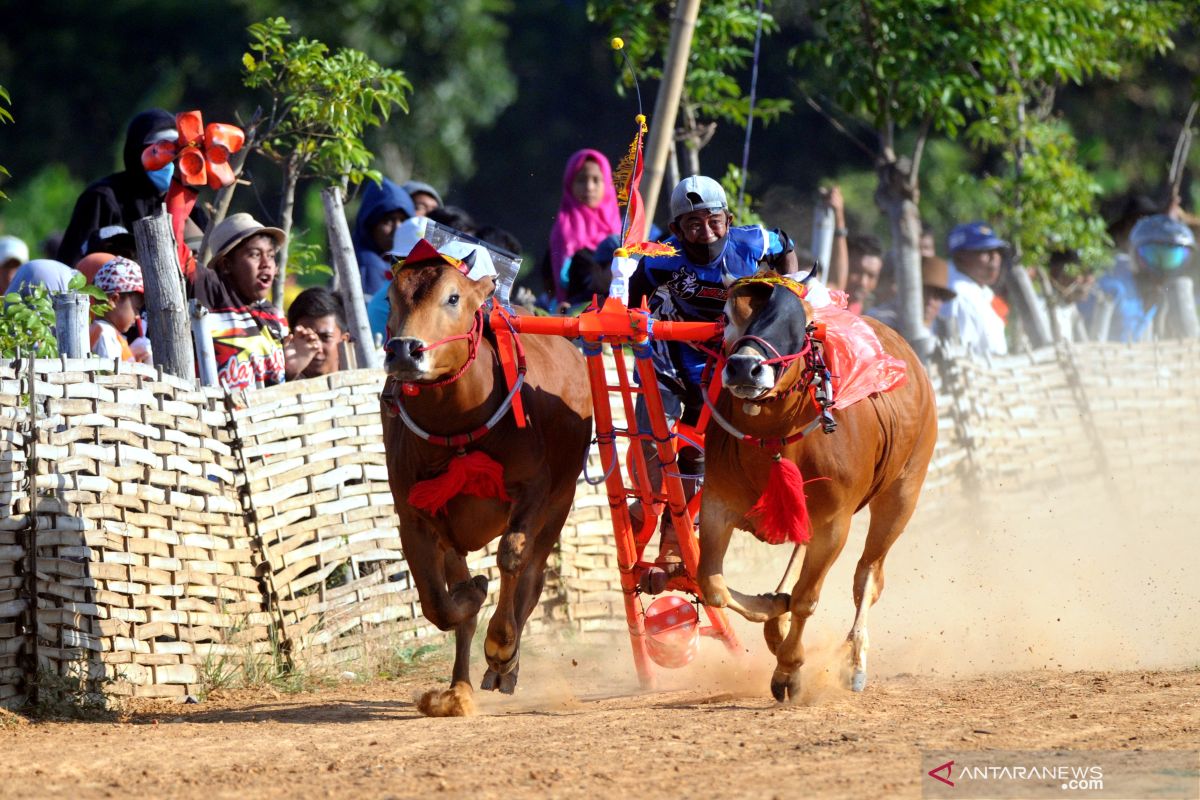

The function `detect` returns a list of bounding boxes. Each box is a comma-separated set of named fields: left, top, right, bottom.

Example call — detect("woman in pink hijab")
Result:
left=547, top=148, right=622, bottom=306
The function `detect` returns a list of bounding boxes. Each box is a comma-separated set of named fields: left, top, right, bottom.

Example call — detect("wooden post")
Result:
left=810, top=203, right=835, bottom=284
left=51, top=292, right=89, bottom=358
left=22, top=353, right=39, bottom=707
left=641, top=0, right=701, bottom=239
left=190, top=300, right=220, bottom=387
left=1006, top=264, right=1053, bottom=348
left=132, top=207, right=197, bottom=383
left=1164, top=276, right=1200, bottom=339
left=322, top=185, right=379, bottom=369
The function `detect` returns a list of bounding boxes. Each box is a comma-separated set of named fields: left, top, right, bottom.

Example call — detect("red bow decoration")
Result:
left=142, top=110, right=245, bottom=276
left=613, top=114, right=676, bottom=258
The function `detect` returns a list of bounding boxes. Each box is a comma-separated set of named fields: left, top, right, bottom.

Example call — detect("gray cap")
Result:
left=403, top=180, right=442, bottom=207
left=669, top=175, right=728, bottom=220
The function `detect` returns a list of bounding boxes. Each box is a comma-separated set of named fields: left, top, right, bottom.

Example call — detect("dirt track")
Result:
left=6, top=479, right=1199, bottom=799
left=4, top=665, right=1198, bottom=799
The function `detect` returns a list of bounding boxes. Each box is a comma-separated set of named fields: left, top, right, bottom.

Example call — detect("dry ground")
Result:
left=3, top=666, right=1198, bottom=799
left=5, top=475, right=1199, bottom=799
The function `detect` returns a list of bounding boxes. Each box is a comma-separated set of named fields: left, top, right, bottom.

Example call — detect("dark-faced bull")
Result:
left=697, top=272, right=937, bottom=701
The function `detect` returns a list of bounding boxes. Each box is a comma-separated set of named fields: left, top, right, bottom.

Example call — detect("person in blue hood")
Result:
left=352, top=178, right=415, bottom=297
left=58, top=109, right=208, bottom=266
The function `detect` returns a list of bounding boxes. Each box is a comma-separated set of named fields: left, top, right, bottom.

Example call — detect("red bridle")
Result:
left=396, top=307, right=486, bottom=395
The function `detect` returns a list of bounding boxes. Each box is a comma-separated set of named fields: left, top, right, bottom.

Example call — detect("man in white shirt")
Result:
left=940, top=221, right=1009, bottom=356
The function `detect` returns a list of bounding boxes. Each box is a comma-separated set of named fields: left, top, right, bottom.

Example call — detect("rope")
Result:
left=737, top=0, right=766, bottom=211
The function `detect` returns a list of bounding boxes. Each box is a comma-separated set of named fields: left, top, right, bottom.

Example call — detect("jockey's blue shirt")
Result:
left=629, top=224, right=787, bottom=396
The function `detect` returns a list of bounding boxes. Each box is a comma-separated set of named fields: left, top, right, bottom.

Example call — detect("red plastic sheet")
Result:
left=811, top=300, right=907, bottom=409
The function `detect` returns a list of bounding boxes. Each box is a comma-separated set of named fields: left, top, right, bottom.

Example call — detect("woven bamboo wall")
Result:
left=2, top=338, right=1199, bottom=706
left=2, top=359, right=259, bottom=702
left=0, top=363, right=29, bottom=708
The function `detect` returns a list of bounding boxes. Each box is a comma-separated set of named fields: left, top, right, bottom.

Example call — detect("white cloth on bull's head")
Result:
left=439, top=241, right=496, bottom=282
left=387, top=216, right=497, bottom=282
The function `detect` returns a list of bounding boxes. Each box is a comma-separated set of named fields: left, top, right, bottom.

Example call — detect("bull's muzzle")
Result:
left=723, top=353, right=775, bottom=399
left=384, top=336, right=429, bottom=377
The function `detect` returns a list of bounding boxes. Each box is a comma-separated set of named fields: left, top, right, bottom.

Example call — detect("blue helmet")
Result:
left=1130, top=215, right=1195, bottom=274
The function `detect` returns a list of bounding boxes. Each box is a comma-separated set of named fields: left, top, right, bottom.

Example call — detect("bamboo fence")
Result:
left=1, top=337, right=1198, bottom=706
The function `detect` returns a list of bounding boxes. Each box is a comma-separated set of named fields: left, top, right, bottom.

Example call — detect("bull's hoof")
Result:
left=638, top=566, right=668, bottom=595
left=481, top=663, right=519, bottom=695
left=417, top=681, right=475, bottom=717
left=770, top=671, right=801, bottom=703
left=469, top=574, right=489, bottom=597
left=770, top=592, right=791, bottom=614
left=851, top=669, right=867, bottom=693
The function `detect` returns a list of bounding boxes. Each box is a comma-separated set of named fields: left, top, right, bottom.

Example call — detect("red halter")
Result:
left=399, top=308, right=486, bottom=395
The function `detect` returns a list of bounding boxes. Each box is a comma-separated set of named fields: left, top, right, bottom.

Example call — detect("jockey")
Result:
left=627, top=175, right=799, bottom=584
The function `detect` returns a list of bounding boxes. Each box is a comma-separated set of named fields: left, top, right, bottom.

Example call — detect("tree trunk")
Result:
left=132, top=207, right=196, bottom=383
left=875, top=160, right=930, bottom=357
left=272, top=160, right=299, bottom=310
left=641, top=0, right=701, bottom=238
left=322, top=186, right=379, bottom=369
left=666, top=138, right=681, bottom=196
left=51, top=292, right=89, bottom=358
left=198, top=135, right=254, bottom=266
left=1005, top=264, right=1053, bottom=348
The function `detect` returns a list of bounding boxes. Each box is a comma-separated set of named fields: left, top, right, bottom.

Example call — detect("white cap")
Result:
left=388, top=216, right=430, bottom=258
left=669, top=175, right=728, bottom=219
left=0, top=235, right=30, bottom=266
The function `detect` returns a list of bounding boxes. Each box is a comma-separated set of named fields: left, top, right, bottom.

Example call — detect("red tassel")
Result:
left=408, top=451, right=510, bottom=515
left=746, top=455, right=812, bottom=545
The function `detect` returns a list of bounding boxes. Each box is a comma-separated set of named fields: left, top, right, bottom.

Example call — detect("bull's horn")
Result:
left=801, top=261, right=820, bottom=283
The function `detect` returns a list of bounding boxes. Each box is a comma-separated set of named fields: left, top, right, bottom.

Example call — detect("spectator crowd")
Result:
left=1, top=107, right=1198, bottom=399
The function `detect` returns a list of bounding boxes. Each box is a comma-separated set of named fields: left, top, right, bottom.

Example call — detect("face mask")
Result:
left=682, top=233, right=729, bottom=266
left=146, top=163, right=174, bottom=193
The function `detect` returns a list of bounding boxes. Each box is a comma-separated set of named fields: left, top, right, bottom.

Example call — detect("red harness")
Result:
left=382, top=306, right=528, bottom=450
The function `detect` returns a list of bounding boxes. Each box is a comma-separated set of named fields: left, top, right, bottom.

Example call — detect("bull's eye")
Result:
left=447, top=293, right=460, bottom=306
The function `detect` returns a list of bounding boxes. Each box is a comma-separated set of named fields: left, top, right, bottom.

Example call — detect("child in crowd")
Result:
left=89, top=256, right=149, bottom=363
left=193, top=213, right=318, bottom=391
left=286, top=287, right=351, bottom=379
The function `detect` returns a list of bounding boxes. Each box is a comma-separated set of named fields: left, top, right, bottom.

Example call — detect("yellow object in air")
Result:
left=611, top=37, right=624, bottom=50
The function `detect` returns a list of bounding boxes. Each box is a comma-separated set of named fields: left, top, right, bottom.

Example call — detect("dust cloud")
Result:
left=494, top=466, right=1199, bottom=709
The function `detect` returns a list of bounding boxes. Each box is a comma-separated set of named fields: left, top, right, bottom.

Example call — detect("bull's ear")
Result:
left=473, top=274, right=497, bottom=303
left=726, top=280, right=773, bottom=327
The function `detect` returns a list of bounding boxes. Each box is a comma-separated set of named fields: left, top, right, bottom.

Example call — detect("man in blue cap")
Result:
left=941, top=221, right=1010, bottom=356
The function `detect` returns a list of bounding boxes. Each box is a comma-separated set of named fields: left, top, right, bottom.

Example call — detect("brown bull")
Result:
left=697, top=274, right=937, bottom=701
left=381, top=248, right=592, bottom=715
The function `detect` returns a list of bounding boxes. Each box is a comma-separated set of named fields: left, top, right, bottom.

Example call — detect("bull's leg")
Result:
left=414, top=546, right=484, bottom=718
left=444, top=550, right=479, bottom=688
left=763, top=543, right=805, bottom=655
left=771, top=514, right=853, bottom=702
left=481, top=500, right=547, bottom=693
left=400, top=519, right=489, bottom=632
left=698, top=496, right=791, bottom=623
left=482, top=512, right=565, bottom=694
left=847, top=477, right=922, bottom=691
